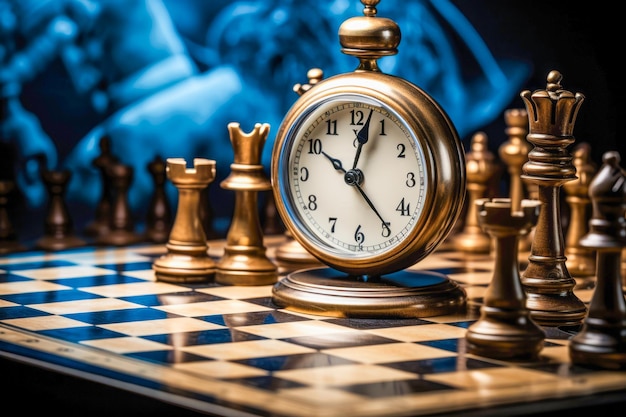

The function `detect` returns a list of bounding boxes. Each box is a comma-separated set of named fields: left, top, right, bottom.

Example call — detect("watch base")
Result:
left=272, top=267, right=466, bottom=318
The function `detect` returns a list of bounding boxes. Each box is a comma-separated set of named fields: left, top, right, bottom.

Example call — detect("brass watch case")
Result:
left=271, top=71, right=466, bottom=277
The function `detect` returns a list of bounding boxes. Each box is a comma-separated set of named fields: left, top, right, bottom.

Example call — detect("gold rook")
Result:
left=216, top=123, right=278, bottom=285
left=153, top=158, right=216, bottom=283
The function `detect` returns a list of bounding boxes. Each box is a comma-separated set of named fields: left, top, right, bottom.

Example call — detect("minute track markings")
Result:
left=289, top=99, right=425, bottom=254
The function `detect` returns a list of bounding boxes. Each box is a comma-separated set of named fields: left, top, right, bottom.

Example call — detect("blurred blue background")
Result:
left=0, top=0, right=619, bottom=243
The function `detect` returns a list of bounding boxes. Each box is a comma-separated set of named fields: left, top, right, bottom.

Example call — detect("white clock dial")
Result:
left=285, top=95, right=428, bottom=258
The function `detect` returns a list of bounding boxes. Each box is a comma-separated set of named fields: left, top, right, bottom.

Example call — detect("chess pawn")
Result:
left=569, top=151, right=626, bottom=369
left=144, top=155, right=172, bottom=243
left=498, top=108, right=533, bottom=252
left=84, top=134, right=118, bottom=237
left=563, top=142, right=597, bottom=286
left=216, top=123, right=278, bottom=285
left=36, top=169, right=86, bottom=251
left=0, top=180, right=26, bottom=254
left=153, top=158, right=217, bottom=283
left=449, top=132, right=496, bottom=254
left=95, top=162, right=142, bottom=246
left=519, top=70, right=587, bottom=327
left=466, top=198, right=544, bottom=360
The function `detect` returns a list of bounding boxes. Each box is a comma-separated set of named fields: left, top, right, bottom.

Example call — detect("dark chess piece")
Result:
left=0, top=180, right=26, bottom=254
left=36, top=170, right=86, bottom=251
left=144, top=156, right=172, bottom=243
left=564, top=142, right=597, bottom=287
left=153, top=158, right=217, bottom=283
left=84, top=134, right=118, bottom=237
left=262, top=190, right=285, bottom=236
left=569, top=151, right=626, bottom=369
left=216, top=122, right=278, bottom=286
left=199, top=186, right=219, bottom=240
left=520, top=70, right=587, bottom=327
left=95, top=162, right=142, bottom=246
left=466, top=197, right=544, bottom=360
left=449, top=131, right=496, bottom=254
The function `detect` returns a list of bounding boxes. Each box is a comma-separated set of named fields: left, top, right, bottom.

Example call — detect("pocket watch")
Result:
left=270, top=0, right=467, bottom=317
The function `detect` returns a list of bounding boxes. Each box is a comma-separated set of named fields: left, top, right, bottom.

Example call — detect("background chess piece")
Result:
left=498, top=108, right=533, bottom=252
left=95, top=162, right=142, bottom=246
left=569, top=151, right=626, bottom=369
left=449, top=132, right=496, bottom=254
left=273, top=69, right=326, bottom=273
left=466, top=197, right=544, bottom=360
left=564, top=142, right=597, bottom=287
left=84, top=134, right=118, bottom=237
left=153, top=158, right=216, bottom=283
left=216, top=123, right=277, bottom=286
left=0, top=180, right=25, bottom=254
left=519, top=70, right=587, bottom=327
left=35, top=169, right=86, bottom=251
left=262, top=191, right=285, bottom=236
left=144, top=155, right=172, bottom=243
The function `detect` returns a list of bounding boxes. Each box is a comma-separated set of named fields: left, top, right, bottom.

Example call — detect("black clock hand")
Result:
left=321, top=151, right=346, bottom=173
left=354, top=183, right=391, bottom=235
left=321, top=148, right=387, bottom=231
left=352, top=109, right=373, bottom=169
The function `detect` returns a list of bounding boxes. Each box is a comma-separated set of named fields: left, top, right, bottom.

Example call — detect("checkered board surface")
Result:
left=1, top=235, right=625, bottom=417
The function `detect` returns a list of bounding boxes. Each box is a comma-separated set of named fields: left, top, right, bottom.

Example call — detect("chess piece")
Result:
left=569, top=151, right=626, bottom=369
left=84, top=134, right=118, bottom=237
left=564, top=142, right=597, bottom=286
left=273, top=68, right=325, bottom=273
left=498, top=108, right=533, bottom=252
left=216, top=123, right=278, bottom=286
left=466, top=197, right=544, bottom=360
left=262, top=191, right=285, bottom=236
left=95, top=162, right=142, bottom=246
left=144, top=155, right=172, bottom=243
left=274, top=230, right=324, bottom=275
left=449, top=131, right=496, bottom=254
left=519, top=70, right=587, bottom=327
left=0, top=180, right=26, bottom=254
left=199, top=186, right=220, bottom=240
left=153, top=158, right=216, bottom=283
left=36, top=169, right=86, bottom=251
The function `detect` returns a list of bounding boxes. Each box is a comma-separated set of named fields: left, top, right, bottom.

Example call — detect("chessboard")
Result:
left=1, top=235, right=625, bottom=417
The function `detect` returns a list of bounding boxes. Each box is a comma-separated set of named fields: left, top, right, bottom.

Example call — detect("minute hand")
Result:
left=352, top=109, right=373, bottom=169
left=354, top=183, right=391, bottom=235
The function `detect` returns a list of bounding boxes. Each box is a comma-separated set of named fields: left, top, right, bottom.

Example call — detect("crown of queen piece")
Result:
left=521, top=70, right=585, bottom=138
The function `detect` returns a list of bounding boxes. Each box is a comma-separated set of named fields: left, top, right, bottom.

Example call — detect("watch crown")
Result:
left=338, top=0, right=400, bottom=71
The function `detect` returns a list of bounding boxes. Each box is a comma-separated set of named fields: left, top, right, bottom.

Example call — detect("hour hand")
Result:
left=321, top=151, right=346, bottom=173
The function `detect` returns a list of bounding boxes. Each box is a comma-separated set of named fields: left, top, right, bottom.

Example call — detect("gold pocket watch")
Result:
left=271, top=0, right=467, bottom=318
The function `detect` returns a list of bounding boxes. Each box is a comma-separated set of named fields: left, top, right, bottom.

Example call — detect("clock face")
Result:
left=277, top=94, right=430, bottom=266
